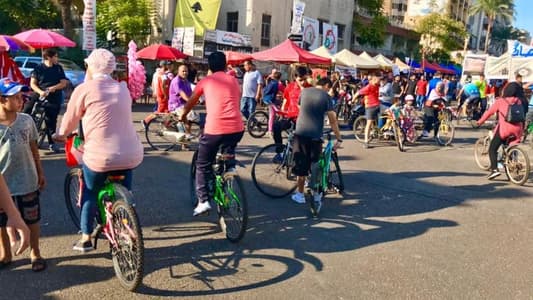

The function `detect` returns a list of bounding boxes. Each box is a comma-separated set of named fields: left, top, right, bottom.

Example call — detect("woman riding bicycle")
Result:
left=53, top=49, right=143, bottom=252
left=477, top=82, right=524, bottom=180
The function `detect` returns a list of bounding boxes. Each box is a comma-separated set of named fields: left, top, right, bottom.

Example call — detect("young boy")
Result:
left=0, top=78, right=46, bottom=272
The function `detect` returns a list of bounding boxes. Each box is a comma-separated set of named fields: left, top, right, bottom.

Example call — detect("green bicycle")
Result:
left=307, top=130, right=345, bottom=217
left=190, top=150, right=248, bottom=243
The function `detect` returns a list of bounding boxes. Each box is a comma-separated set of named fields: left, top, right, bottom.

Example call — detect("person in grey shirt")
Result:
left=291, top=77, right=342, bottom=210
left=240, top=60, right=263, bottom=120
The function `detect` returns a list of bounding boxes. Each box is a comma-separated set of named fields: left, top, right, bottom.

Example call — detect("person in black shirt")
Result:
left=26, top=49, right=68, bottom=152
left=405, top=74, right=417, bottom=98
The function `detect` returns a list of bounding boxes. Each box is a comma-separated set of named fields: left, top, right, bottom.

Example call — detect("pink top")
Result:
left=58, top=77, right=144, bottom=172
left=194, top=71, right=244, bottom=135
left=478, top=96, right=524, bottom=142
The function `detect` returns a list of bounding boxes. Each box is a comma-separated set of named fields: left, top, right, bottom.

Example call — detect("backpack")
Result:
left=504, top=97, right=525, bottom=123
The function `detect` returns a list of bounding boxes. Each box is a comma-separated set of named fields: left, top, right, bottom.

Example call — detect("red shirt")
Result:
left=283, top=82, right=303, bottom=118
left=416, top=80, right=427, bottom=96
left=358, top=83, right=380, bottom=107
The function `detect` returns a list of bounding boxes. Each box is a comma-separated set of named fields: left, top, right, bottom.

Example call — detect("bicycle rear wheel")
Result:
left=505, top=146, right=530, bottom=186
left=144, top=116, right=177, bottom=151
left=251, top=143, right=297, bottom=198
left=353, top=116, right=367, bottom=142
left=110, top=186, right=144, bottom=292
left=190, top=150, right=199, bottom=207
left=436, top=121, right=455, bottom=146
left=474, top=136, right=491, bottom=170
left=247, top=111, right=269, bottom=138
left=327, top=152, right=344, bottom=193
left=393, top=122, right=405, bottom=152
left=219, top=174, right=248, bottom=243
left=64, top=167, right=83, bottom=231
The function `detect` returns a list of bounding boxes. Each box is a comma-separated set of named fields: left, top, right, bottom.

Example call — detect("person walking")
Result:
left=240, top=60, right=263, bottom=120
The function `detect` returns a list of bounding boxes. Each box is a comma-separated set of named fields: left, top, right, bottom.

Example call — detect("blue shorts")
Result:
left=365, top=105, right=380, bottom=121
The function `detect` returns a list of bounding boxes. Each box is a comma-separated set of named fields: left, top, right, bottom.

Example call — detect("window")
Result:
left=227, top=12, right=238, bottom=32
left=261, top=14, right=271, bottom=47
left=318, top=18, right=328, bottom=35
left=336, top=23, right=345, bottom=48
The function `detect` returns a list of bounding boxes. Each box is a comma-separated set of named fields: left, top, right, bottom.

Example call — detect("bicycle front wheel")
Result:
left=393, top=122, right=405, bottom=152
left=190, top=150, right=199, bottom=207
left=474, top=136, right=491, bottom=170
left=436, top=121, right=455, bottom=146
left=110, top=186, right=144, bottom=292
left=353, top=116, right=367, bottom=142
left=505, top=146, right=530, bottom=186
left=247, top=111, right=269, bottom=138
left=219, top=174, right=248, bottom=243
left=144, top=116, right=177, bottom=151
left=64, top=167, right=83, bottom=231
left=251, top=143, right=297, bottom=198
left=327, top=152, right=344, bottom=193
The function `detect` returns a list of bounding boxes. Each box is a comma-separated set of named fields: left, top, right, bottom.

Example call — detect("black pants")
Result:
left=22, top=95, right=60, bottom=145
left=195, top=131, right=244, bottom=204
left=489, top=131, right=504, bottom=171
left=423, top=107, right=438, bottom=136
left=273, top=118, right=295, bottom=153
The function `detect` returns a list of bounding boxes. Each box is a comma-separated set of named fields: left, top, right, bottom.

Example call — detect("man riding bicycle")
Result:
left=457, top=76, right=481, bottom=119
left=180, top=52, right=244, bottom=216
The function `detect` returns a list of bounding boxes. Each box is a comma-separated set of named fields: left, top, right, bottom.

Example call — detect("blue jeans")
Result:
left=416, top=95, right=426, bottom=109
left=240, top=97, right=257, bottom=120
left=81, top=165, right=133, bottom=235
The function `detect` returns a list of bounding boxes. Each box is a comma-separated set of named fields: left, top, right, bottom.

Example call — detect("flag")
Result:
left=174, top=0, right=222, bottom=37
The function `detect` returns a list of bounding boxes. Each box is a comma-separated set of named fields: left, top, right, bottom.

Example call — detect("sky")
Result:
left=514, top=0, right=533, bottom=32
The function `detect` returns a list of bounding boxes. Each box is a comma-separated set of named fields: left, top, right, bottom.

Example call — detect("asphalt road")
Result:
left=1, top=104, right=532, bottom=299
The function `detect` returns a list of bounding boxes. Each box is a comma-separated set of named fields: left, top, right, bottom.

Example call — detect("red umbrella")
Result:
left=13, top=29, right=76, bottom=48
left=136, top=44, right=187, bottom=60
left=0, top=35, right=34, bottom=52
left=224, top=51, right=252, bottom=65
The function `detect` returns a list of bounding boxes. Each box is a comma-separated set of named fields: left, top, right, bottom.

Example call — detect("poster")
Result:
left=172, top=27, right=195, bottom=56
left=302, top=17, right=319, bottom=51
left=322, top=23, right=338, bottom=54
left=82, top=0, right=96, bottom=51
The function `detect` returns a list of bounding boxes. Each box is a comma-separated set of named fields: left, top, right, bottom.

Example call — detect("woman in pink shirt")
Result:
left=54, top=49, right=143, bottom=252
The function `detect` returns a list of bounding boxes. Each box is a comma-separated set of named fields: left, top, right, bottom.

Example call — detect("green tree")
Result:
left=56, top=0, right=74, bottom=39
left=0, top=0, right=62, bottom=35
left=353, top=0, right=387, bottom=48
left=469, top=0, right=515, bottom=53
left=416, top=13, right=467, bottom=54
left=96, top=0, right=153, bottom=50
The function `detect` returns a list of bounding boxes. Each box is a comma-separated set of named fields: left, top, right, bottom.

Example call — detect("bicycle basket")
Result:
left=65, top=135, right=84, bottom=167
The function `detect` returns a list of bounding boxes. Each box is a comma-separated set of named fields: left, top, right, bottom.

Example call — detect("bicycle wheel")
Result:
left=353, top=116, right=367, bottom=142
left=187, top=121, right=202, bottom=142
left=190, top=150, right=199, bottom=207
left=505, top=146, right=530, bottom=186
left=474, top=136, right=491, bottom=170
left=404, top=125, right=418, bottom=144
left=219, top=174, right=248, bottom=243
left=393, top=122, right=405, bottom=152
left=110, top=186, right=144, bottom=292
left=327, top=152, right=344, bottom=193
left=247, top=111, right=269, bottom=138
left=144, top=116, right=177, bottom=151
left=251, top=143, right=297, bottom=198
left=436, top=121, right=455, bottom=146
left=64, top=167, right=83, bottom=231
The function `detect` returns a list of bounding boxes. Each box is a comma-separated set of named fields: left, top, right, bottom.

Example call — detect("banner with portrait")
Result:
left=322, top=23, right=338, bottom=54
left=302, top=17, right=319, bottom=51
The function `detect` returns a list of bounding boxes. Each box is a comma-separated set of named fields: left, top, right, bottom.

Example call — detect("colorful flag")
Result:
left=174, top=0, right=222, bottom=37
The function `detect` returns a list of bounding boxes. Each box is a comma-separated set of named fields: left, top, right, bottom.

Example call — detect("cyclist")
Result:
left=25, top=48, right=68, bottom=153
left=290, top=77, right=342, bottom=209
left=353, top=74, right=380, bottom=149
left=457, top=76, right=481, bottom=119
left=420, top=82, right=446, bottom=139
left=180, top=52, right=244, bottom=216
left=477, top=83, right=524, bottom=180
left=53, top=49, right=143, bottom=252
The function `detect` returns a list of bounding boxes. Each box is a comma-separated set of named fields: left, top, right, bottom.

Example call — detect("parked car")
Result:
left=14, top=56, right=85, bottom=100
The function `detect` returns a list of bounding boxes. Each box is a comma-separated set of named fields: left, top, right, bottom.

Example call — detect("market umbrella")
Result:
left=224, top=51, right=252, bottom=65
left=0, top=35, right=34, bottom=52
left=137, top=44, right=187, bottom=60
left=252, top=39, right=331, bottom=64
left=13, top=29, right=76, bottom=48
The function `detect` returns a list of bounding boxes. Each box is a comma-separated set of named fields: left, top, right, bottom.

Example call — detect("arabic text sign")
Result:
left=508, top=40, right=533, bottom=57
left=172, top=27, right=195, bottom=56
left=82, top=0, right=96, bottom=51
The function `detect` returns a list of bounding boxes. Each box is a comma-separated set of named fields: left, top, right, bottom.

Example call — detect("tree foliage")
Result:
left=96, top=0, right=152, bottom=50
left=469, top=0, right=515, bottom=53
left=353, top=0, right=387, bottom=48
left=415, top=13, right=467, bottom=53
left=0, top=0, right=62, bottom=35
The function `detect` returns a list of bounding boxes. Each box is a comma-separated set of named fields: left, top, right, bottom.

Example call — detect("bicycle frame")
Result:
left=213, top=174, right=240, bottom=208
left=310, top=136, right=334, bottom=191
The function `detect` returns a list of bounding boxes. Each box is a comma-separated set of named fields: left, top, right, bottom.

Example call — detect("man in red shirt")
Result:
left=354, top=74, right=380, bottom=148
left=415, top=75, right=427, bottom=109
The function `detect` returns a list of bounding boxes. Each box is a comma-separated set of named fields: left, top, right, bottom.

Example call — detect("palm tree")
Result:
left=469, top=0, right=515, bottom=53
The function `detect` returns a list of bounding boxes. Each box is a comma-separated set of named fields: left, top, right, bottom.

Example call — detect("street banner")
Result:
left=290, top=1, right=306, bottom=34
left=171, top=27, right=195, bottom=56
left=322, top=23, right=338, bottom=54
left=174, top=0, right=221, bottom=37
left=204, top=29, right=252, bottom=47
left=335, top=65, right=357, bottom=77
left=511, top=57, right=533, bottom=82
left=462, top=54, right=487, bottom=74
left=82, top=0, right=96, bottom=51
left=302, top=17, right=319, bottom=50
left=484, top=55, right=509, bottom=79
left=507, top=40, right=533, bottom=58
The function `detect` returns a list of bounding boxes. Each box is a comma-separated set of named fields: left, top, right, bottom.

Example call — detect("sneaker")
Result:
left=49, top=143, right=61, bottom=153
left=419, top=131, right=429, bottom=138
left=487, top=170, right=501, bottom=180
left=73, top=240, right=93, bottom=252
left=272, top=153, right=283, bottom=164
left=291, top=192, right=306, bottom=204
left=314, top=199, right=323, bottom=214
left=193, top=201, right=212, bottom=216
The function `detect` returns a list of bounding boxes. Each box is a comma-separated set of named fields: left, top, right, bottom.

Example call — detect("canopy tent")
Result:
left=224, top=51, right=252, bottom=65
left=359, top=52, right=383, bottom=67
left=373, top=54, right=394, bottom=69
left=394, top=58, right=411, bottom=72
left=333, top=49, right=380, bottom=69
left=422, top=60, right=454, bottom=74
left=310, top=46, right=335, bottom=62
left=252, top=39, right=331, bottom=65
left=439, top=63, right=461, bottom=75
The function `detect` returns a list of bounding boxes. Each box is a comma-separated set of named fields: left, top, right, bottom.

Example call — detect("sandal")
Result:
left=0, top=260, right=12, bottom=270
left=31, top=257, right=46, bottom=272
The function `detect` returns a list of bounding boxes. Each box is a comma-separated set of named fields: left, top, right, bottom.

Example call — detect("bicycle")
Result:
left=352, top=113, right=405, bottom=152
left=64, top=137, right=144, bottom=291
left=474, top=130, right=530, bottom=185
left=246, top=109, right=270, bottom=138
left=190, top=149, right=248, bottom=243
left=306, top=130, right=344, bottom=217
left=143, top=112, right=202, bottom=151
left=25, top=94, right=57, bottom=149
left=434, top=107, right=455, bottom=146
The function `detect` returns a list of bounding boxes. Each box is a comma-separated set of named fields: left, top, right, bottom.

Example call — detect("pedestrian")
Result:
left=240, top=60, right=263, bottom=120
left=156, top=60, right=172, bottom=113
left=415, top=75, right=428, bottom=109
left=262, top=71, right=281, bottom=137
left=0, top=78, right=47, bottom=272
left=353, top=74, right=380, bottom=149
left=404, top=73, right=417, bottom=99
left=475, top=74, right=488, bottom=116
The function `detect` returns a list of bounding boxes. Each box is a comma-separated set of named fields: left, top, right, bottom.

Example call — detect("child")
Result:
left=382, top=96, right=402, bottom=131
left=0, top=78, right=46, bottom=272
left=401, top=95, right=418, bottom=143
